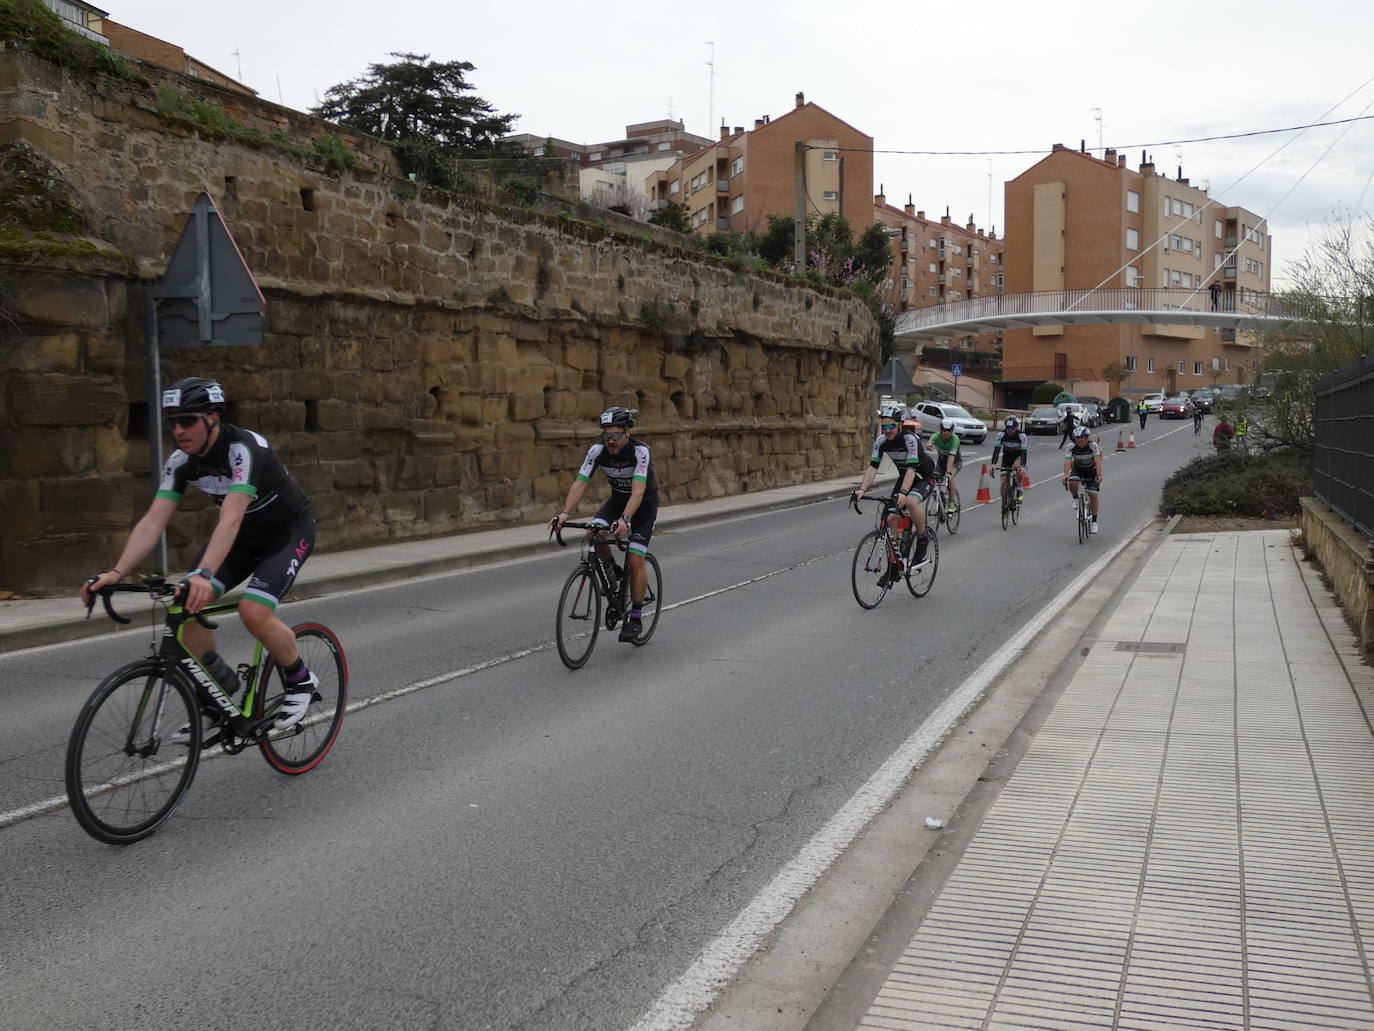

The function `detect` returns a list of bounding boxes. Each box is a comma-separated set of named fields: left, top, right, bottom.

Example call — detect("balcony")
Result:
left=1223, top=265, right=1237, bottom=281
left=965, top=255, right=974, bottom=266
left=716, top=217, right=730, bottom=231
left=716, top=179, right=729, bottom=193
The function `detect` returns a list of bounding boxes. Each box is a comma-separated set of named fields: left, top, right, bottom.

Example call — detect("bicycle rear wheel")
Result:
left=1011, top=492, right=1021, bottom=525
left=65, top=661, right=201, bottom=845
left=556, top=564, right=602, bottom=669
left=1077, top=499, right=1088, bottom=543
left=851, top=530, right=892, bottom=609
left=258, top=624, right=348, bottom=774
left=906, top=531, right=939, bottom=597
left=1000, top=482, right=1010, bottom=531
left=631, top=552, right=664, bottom=647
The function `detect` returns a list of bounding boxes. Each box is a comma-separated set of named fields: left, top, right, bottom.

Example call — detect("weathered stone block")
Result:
left=9, top=373, right=124, bottom=426
left=39, top=476, right=134, bottom=531
left=16, top=277, right=107, bottom=329
left=509, top=391, right=545, bottom=421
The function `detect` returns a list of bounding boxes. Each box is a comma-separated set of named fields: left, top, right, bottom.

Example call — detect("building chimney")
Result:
left=795, top=92, right=805, bottom=108
left=1117, top=154, right=1126, bottom=168
left=754, top=118, right=764, bottom=130
left=1051, top=142, right=1066, bottom=152
left=719, top=125, right=730, bottom=140
left=917, top=210, right=925, bottom=220
left=904, top=194, right=915, bottom=216
left=734, top=126, right=743, bottom=135
left=978, top=229, right=986, bottom=238
left=1104, top=148, right=1116, bottom=165
left=966, top=214, right=976, bottom=231
left=875, top=188, right=886, bottom=207
left=1177, top=165, right=1183, bottom=180
left=1080, top=139, right=1086, bottom=153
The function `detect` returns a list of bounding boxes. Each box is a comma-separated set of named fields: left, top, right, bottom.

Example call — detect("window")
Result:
left=532, top=147, right=545, bottom=156
left=1179, top=361, right=1187, bottom=374
left=1126, top=190, right=1140, bottom=213
left=1244, top=258, right=1262, bottom=275
left=1125, top=356, right=1137, bottom=371
left=657, top=142, right=671, bottom=151
left=822, top=151, right=838, bottom=161
left=1224, top=357, right=1230, bottom=370
left=929, top=287, right=937, bottom=296
left=589, top=151, right=602, bottom=162
left=1126, top=227, right=1139, bottom=250
left=570, top=151, right=582, bottom=160
left=822, top=190, right=837, bottom=200
left=1215, top=220, right=1223, bottom=238
left=730, top=156, right=743, bottom=176
left=730, top=195, right=744, bottom=214
left=929, top=262, right=937, bottom=273
left=1126, top=265, right=1141, bottom=286
left=669, top=180, right=679, bottom=195
left=1194, top=361, right=1204, bottom=375
left=1147, top=357, right=1155, bottom=373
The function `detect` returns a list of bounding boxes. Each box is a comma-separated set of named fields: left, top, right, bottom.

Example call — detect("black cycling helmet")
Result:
left=162, top=377, right=226, bottom=415
left=599, top=406, right=636, bottom=429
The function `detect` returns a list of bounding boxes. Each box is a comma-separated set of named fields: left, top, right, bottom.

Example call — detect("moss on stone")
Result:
left=0, top=0, right=136, bottom=80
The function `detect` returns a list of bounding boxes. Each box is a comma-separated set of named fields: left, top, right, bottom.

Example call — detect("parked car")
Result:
left=1188, top=389, right=1215, bottom=413
left=1160, top=396, right=1194, bottom=418
left=1080, top=402, right=1104, bottom=427
left=1056, top=402, right=1089, bottom=430
left=908, top=401, right=988, bottom=444
left=1026, top=406, right=1062, bottom=434
left=1140, top=393, right=1165, bottom=413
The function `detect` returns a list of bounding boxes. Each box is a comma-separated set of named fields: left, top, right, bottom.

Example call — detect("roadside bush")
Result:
left=1160, top=447, right=1312, bottom=518
left=1032, top=381, right=1065, bottom=404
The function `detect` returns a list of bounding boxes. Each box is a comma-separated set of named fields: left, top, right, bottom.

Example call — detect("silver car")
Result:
left=908, top=401, right=988, bottom=445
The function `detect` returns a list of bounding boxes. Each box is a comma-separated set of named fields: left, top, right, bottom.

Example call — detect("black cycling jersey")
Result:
left=576, top=437, right=659, bottom=502
left=156, top=422, right=310, bottom=531
left=1065, top=440, right=1102, bottom=474
left=870, top=431, right=936, bottom=482
left=990, top=430, right=1029, bottom=469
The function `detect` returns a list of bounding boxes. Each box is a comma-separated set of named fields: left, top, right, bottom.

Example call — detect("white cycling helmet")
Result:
left=939, top=418, right=955, bottom=431
left=879, top=403, right=906, bottom=422
left=1073, top=425, right=1090, bottom=438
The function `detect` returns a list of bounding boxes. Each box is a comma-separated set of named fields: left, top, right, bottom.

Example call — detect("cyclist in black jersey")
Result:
left=79, top=378, right=318, bottom=729
left=989, top=416, right=1030, bottom=504
left=1061, top=425, right=1104, bottom=533
left=852, top=403, right=935, bottom=568
left=550, top=406, right=658, bottom=643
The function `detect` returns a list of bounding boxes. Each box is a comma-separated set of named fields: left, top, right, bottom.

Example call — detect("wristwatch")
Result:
left=188, top=567, right=213, bottom=581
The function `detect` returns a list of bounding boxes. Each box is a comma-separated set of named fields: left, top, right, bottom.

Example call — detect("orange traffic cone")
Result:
left=1116, top=431, right=1124, bottom=451
left=975, top=463, right=993, bottom=504
left=1020, top=466, right=1032, bottom=490
left=1128, top=430, right=1137, bottom=448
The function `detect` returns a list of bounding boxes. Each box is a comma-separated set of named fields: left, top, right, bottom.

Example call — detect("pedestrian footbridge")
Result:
left=894, top=288, right=1315, bottom=343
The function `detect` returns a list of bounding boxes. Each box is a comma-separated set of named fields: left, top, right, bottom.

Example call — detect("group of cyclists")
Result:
left=82, top=376, right=1116, bottom=717
left=851, top=401, right=1105, bottom=569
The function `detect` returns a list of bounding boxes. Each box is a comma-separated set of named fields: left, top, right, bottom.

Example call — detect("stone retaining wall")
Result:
left=1300, top=497, right=1374, bottom=653
left=0, top=48, right=878, bottom=592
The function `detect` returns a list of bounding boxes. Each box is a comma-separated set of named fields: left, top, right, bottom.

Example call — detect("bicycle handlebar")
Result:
left=85, top=579, right=218, bottom=629
left=551, top=520, right=628, bottom=550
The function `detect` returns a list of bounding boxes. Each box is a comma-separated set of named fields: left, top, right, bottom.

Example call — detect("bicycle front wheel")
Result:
left=65, top=661, right=201, bottom=845
left=258, top=624, right=348, bottom=775
left=851, top=530, right=892, bottom=609
left=556, top=564, right=602, bottom=669
left=906, top=531, right=939, bottom=597
left=632, top=552, right=664, bottom=647
left=946, top=486, right=961, bottom=535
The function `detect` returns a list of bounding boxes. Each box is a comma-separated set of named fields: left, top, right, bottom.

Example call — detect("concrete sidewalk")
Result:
left=0, top=473, right=868, bottom=653
left=853, top=529, right=1374, bottom=1031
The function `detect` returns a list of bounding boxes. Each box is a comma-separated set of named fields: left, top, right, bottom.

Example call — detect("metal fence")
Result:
left=1314, top=353, right=1374, bottom=536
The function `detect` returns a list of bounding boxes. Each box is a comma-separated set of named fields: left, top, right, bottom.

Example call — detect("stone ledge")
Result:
left=1300, top=496, right=1373, bottom=652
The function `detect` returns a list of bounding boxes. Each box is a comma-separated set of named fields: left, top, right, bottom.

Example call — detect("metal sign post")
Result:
left=951, top=363, right=962, bottom=405
left=145, top=193, right=265, bottom=573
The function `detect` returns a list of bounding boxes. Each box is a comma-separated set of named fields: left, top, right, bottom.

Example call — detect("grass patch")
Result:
left=0, top=0, right=138, bottom=80
left=1160, top=447, right=1312, bottom=519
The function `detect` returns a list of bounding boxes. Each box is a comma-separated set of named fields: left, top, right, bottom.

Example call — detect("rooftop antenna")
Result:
left=667, top=97, right=675, bottom=123
left=1090, top=107, right=1104, bottom=151
left=231, top=46, right=242, bottom=82
left=705, top=42, right=716, bottom=138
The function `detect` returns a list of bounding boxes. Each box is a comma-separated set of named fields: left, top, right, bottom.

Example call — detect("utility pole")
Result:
left=794, top=141, right=807, bottom=271
left=705, top=42, right=716, bottom=137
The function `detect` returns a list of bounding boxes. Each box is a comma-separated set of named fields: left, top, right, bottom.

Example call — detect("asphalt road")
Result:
left=0, top=417, right=1211, bottom=1031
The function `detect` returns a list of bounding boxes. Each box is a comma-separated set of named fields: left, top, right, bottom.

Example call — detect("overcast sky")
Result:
left=117, top=0, right=1374, bottom=284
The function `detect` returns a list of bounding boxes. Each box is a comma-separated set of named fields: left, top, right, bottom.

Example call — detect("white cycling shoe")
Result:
left=274, top=672, right=318, bottom=730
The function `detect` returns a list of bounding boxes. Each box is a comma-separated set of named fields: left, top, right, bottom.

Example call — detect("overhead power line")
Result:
left=820, top=113, right=1374, bottom=157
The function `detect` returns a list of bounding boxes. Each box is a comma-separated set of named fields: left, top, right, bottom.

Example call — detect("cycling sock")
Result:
left=630, top=606, right=643, bottom=620
left=282, top=657, right=310, bottom=684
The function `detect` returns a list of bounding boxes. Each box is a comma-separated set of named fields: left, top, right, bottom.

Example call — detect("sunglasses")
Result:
left=880, top=422, right=899, bottom=431
left=164, top=415, right=204, bottom=429
left=602, top=429, right=628, bottom=440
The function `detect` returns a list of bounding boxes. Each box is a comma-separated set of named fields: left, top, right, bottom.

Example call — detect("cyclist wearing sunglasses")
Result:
left=79, top=377, right=319, bottom=729
left=851, top=404, right=935, bottom=572
left=549, top=406, right=658, bottom=643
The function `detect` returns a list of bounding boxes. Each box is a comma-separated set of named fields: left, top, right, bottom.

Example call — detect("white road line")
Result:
left=0, top=549, right=849, bottom=832
left=627, top=511, right=1152, bottom=1031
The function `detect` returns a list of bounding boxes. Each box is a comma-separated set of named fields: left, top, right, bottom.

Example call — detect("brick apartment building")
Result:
left=645, top=93, right=873, bottom=238
left=873, top=193, right=1004, bottom=366
left=1002, top=144, right=1272, bottom=400
left=506, top=120, right=711, bottom=209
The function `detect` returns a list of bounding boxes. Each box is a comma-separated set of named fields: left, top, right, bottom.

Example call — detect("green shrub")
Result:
left=1032, top=381, right=1065, bottom=404
left=311, top=134, right=359, bottom=175
left=1160, top=447, right=1312, bottom=518
left=0, top=0, right=135, bottom=80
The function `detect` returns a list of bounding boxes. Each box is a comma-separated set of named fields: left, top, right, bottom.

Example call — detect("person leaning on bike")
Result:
left=1062, top=425, right=1103, bottom=534
left=930, top=418, right=963, bottom=507
left=550, top=406, right=658, bottom=643
left=852, top=404, right=935, bottom=574
left=990, top=416, right=1030, bottom=504
left=78, top=378, right=319, bottom=729
left=1212, top=415, right=1236, bottom=450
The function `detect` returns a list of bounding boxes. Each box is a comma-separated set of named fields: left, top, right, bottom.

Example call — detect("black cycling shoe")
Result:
left=618, top=617, right=642, bottom=643
left=914, top=535, right=930, bottom=564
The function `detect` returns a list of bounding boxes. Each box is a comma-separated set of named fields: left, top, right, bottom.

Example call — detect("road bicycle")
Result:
left=998, top=466, right=1024, bottom=531
left=65, top=580, right=347, bottom=845
left=924, top=473, right=961, bottom=535
left=553, top=521, right=662, bottom=669
left=1069, top=479, right=1093, bottom=544
left=849, top=495, right=938, bottom=609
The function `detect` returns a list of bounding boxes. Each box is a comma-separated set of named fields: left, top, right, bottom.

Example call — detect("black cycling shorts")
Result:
left=194, top=508, right=315, bottom=610
left=891, top=479, right=934, bottom=503
left=593, top=496, right=658, bottom=556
